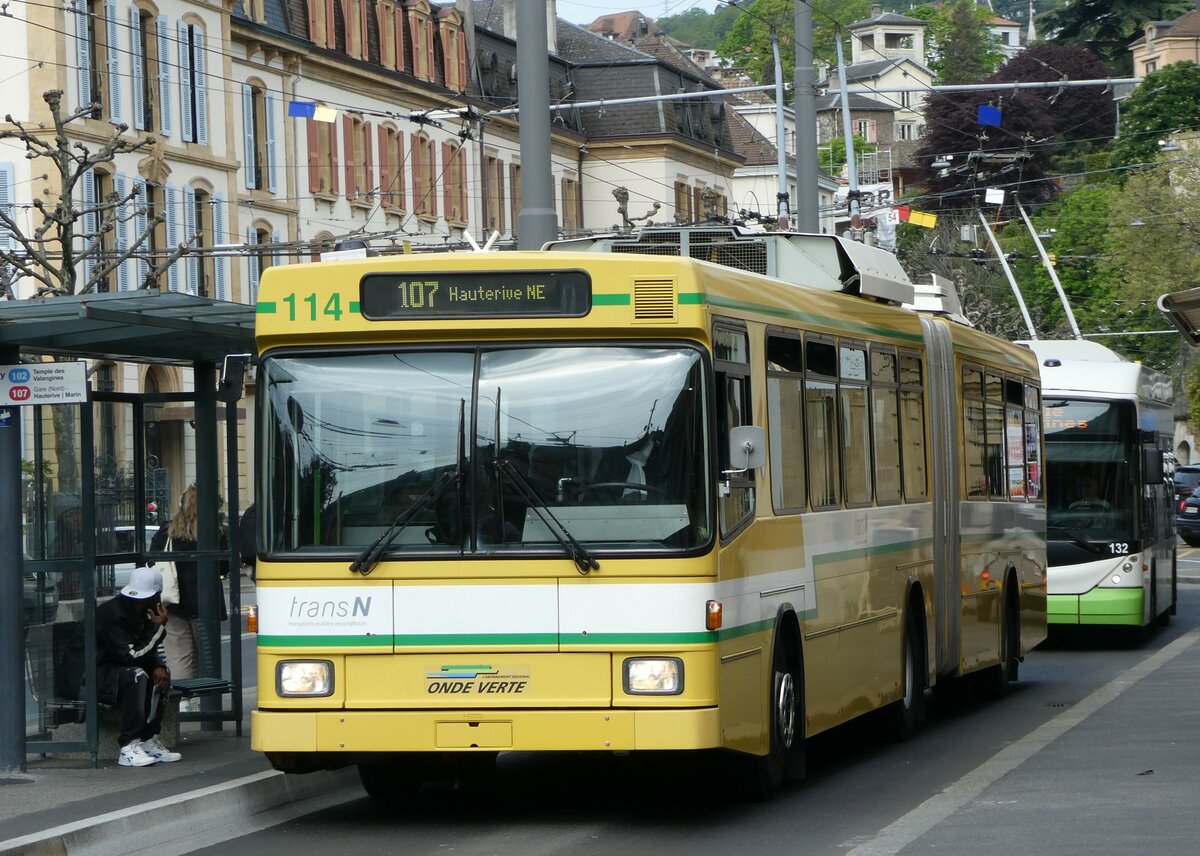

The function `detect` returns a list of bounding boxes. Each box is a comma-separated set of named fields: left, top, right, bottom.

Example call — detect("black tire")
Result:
left=358, top=761, right=424, bottom=801
left=743, top=634, right=801, bottom=801
left=1182, top=536, right=1200, bottom=548
left=888, top=609, right=925, bottom=741
left=980, top=587, right=1019, bottom=700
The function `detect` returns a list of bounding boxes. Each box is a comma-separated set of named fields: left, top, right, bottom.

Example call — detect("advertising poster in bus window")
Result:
left=1007, top=409, right=1025, bottom=498
left=1025, top=416, right=1042, bottom=500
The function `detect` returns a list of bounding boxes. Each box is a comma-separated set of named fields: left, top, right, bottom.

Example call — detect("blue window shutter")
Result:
left=246, top=226, right=260, bottom=303
left=74, top=0, right=92, bottom=111
left=182, top=185, right=197, bottom=294
left=212, top=194, right=227, bottom=300
left=105, top=1, right=121, bottom=123
left=134, top=181, right=149, bottom=287
left=272, top=229, right=281, bottom=270
left=164, top=183, right=179, bottom=292
left=265, top=91, right=277, bottom=193
left=194, top=30, right=208, bottom=145
left=81, top=168, right=97, bottom=289
left=114, top=173, right=129, bottom=290
left=177, top=22, right=193, bottom=142
left=242, top=84, right=256, bottom=190
left=129, top=7, right=145, bottom=130
left=156, top=16, right=172, bottom=136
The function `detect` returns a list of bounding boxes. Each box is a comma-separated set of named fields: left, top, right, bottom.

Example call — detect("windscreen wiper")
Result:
left=491, top=387, right=598, bottom=575
left=1047, top=524, right=1106, bottom=555
left=349, top=401, right=465, bottom=575
left=493, top=458, right=600, bottom=575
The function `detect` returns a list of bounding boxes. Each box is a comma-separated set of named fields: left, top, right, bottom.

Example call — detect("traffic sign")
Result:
left=0, top=361, right=86, bottom=405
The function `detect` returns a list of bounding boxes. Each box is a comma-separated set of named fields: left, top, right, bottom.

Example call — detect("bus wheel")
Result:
left=981, top=587, right=1019, bottom=699
left=744, top=638, right=800, bottom=800
left=358, top=761, right=424, bottom=801
left=888, top=610, right=925, bottom=741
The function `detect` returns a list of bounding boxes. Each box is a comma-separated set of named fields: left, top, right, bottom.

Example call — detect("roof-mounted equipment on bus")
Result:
left=543, top=226, right=915, bottom=306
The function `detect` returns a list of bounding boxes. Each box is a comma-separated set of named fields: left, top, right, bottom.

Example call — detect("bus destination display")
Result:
left=361, top=271, right=591, bottom=319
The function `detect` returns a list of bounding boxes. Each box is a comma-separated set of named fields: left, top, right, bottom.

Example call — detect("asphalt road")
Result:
left=193, top=587, right=1200, bottom=856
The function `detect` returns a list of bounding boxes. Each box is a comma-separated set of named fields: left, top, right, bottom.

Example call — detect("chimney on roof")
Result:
left=871, top=4, right=882, bottom=15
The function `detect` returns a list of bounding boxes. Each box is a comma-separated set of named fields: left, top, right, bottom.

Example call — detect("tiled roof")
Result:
left=231, top=0, right=308, bottom=38
left=848, top=10, right=927, bottom=29
left=586, top=11, right=662, bottom=41
left=815, top=93, right=894, bottom=112
left=726, top=108, right=777, bottom=166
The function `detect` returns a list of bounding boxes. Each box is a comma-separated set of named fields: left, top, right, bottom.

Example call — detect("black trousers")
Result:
left=113, top=667, right=166, bottom=748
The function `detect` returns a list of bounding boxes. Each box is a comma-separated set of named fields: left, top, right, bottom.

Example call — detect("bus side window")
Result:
left=715, top=325, right=754, bottom=536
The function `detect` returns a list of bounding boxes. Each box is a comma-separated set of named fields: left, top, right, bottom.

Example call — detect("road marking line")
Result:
left=844, top=626, right=1200, bottom=856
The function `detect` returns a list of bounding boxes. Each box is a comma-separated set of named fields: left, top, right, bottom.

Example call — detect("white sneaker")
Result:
left=118, top=741, right=158, bottom=767
left=140, top=735, right=182, bottom=763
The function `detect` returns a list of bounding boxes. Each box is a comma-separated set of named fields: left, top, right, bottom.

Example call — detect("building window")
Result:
left=509, top=162, right=522, bottom=237
left=408, top=1, right=434, bottom=82
left=75, top=0, right=108, bottom=120
left=484, top=153, right=505, bottom=233
left=246, top=224, right=278, bottom=303
left=897, top=122, right=915, bottom=141
left=183, top=186, right=213, bottom=297
left=561, top=174, right=580, bottom=233
left=307, top=118, right=339, bottom=196
left=442, top=142, right=466, bottom=224
left=437, top=12, right=468, bottom=91
left=177, top=23, right=208, bottom=144
left=379, top=125, right=405, bottom=211
left=1144, top=60, right=1157, bottom=74
left=674, top=181, right=692, bottom=223
left=80, top=168, right=115, bottom=292
left=411, top=133, right=437, bottom=218
left=345, top=115, right=373, bottom=200
left=130, top=10, right=172, bottom=136
left=243, top=84, right=275, bottom=192
left=899, top=90, right=912, bottom=109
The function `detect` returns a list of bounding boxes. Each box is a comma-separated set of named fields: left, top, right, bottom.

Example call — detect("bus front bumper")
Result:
left=251, top=707, right=722, bottom=754
left=1048, top=588, right=1143, bottom=626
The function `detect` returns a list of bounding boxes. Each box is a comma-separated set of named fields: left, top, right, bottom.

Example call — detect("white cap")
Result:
left=121, top=567, right=163, bottom=599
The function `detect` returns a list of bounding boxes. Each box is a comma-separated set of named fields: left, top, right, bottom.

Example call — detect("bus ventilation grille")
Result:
left=633, top=280, right=677, bottom=320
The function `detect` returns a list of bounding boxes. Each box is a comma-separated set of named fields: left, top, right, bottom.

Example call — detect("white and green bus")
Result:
left=1021, top=339, right=1176, bottom=628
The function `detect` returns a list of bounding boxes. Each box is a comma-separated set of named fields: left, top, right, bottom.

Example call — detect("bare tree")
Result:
left=0, top=89, right=194, bottom=299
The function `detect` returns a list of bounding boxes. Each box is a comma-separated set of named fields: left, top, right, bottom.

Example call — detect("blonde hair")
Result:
left=167, top=485, right=198, bottom=541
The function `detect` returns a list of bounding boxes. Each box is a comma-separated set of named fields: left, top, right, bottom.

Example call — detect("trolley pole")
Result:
left=793, top=0, right=819, bottom=231
left=516, top=0, right=557, bottom=249
left=0, top=344, right=24, bottom=772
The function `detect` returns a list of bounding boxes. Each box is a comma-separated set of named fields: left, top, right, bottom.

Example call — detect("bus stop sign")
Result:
left=0, top=361, right=87, bottom=405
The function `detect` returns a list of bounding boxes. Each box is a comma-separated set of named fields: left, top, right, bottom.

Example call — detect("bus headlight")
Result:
left=623, top=657, right=683, bottom=695
left=277, top=660, right=334, bottom=697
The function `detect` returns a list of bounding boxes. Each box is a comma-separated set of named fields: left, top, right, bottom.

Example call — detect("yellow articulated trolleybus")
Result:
left=250, top=227, right=1047, bottom=799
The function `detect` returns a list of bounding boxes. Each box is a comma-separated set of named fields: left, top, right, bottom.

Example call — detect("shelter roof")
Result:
left=0, top=291, right=256, bottom=364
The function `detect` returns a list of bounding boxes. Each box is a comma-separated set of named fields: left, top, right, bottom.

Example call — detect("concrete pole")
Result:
left=516, top=0, right=557, bottom=249
left=793, top=0, right=818, bottom=231
left=771, top=34, right=790, bottom=228
left=193, top=362, right=221, bottom=727
left=0, top=345, right=23, bottom=771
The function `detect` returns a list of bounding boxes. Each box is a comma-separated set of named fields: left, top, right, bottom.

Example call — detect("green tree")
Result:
left=1042, top=0, right=1191, bottom=74
left=1109, top=62, right=1200, bottom=170
left=820, top=134, right=877, bottom=174
left=657, top=6, right=741, bottom=50
left=910, top=1, right=1005, bottom=83
left=1101, top=154, right=1200, bottom=370
left=717, top=0, right=870, bottom=88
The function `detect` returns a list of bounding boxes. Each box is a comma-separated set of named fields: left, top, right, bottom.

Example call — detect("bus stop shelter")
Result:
left=1159, top=287, right=1200, bottom=346
left=0, top=290, right=255, bottom=771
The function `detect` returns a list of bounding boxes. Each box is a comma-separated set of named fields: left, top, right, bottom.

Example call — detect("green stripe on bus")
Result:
left=679, top=293, right=705, bottom=304
left=350, top=301, right=361, bottom=314
left=594, top=294, right=631, bottom=306
left=559, top=632, right=717, bottom=645
left=395, top=633, right=559, bottom=646
left=257, top=302, right=277, bottom=314
left=257, top=635, right=392, bottom=647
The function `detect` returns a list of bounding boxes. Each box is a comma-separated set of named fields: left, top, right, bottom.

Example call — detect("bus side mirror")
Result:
left=1144, top=448, right=1165, bottom=484
left=728, top=426, right=766, bottom=472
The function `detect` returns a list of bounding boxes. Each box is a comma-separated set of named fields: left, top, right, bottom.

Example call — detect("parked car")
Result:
left=1173, top=465, right=1200, bottom=502
left=1177, top=492, right=1200, bottom=547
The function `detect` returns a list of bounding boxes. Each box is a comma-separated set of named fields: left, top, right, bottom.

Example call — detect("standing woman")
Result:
left=152, top=485, right=227, bottom=692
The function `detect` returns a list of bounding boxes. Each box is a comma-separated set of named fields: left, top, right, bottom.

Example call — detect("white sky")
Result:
left=555, top=0, right=724, bottom=27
